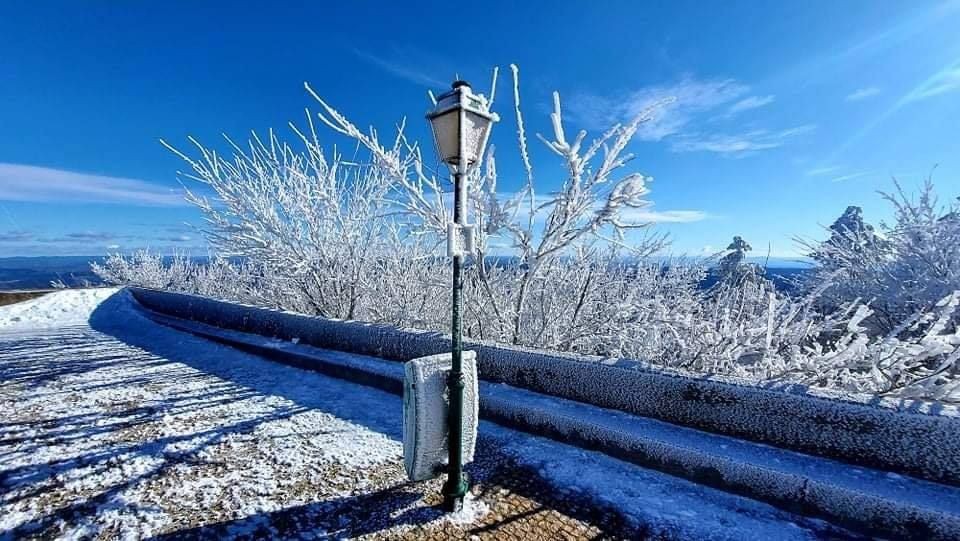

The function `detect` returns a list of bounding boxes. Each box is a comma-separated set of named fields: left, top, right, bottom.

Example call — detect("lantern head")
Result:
left=426, top=80, right=499, bottom=169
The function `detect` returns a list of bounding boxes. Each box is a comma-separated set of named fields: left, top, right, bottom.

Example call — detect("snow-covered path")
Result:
left=0, top=290, right=859, bottom=539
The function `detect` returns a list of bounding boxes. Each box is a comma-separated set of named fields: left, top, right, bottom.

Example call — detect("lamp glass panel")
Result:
left=463, top=111, right=492, bottom=165
left=429, top=109, right=460, bottom=164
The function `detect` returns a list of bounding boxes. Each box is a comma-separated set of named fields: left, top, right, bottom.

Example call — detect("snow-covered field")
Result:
left=0, top=288, right=118, bottom=332
left=0, top=289, right=860, bottom=539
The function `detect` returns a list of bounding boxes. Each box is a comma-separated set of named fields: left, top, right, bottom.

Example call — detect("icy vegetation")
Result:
left=92, top=68, right=960, bottom=403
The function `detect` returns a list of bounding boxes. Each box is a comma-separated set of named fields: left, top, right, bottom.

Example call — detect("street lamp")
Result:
left=426, top=80, right=498, bottom=512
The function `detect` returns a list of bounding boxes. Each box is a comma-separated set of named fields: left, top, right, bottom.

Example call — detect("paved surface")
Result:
left=0, top=324, right=621, bottom=540
left=0, top=292, right=863, bottom=540
left=0, top=322, right=633, bottom=540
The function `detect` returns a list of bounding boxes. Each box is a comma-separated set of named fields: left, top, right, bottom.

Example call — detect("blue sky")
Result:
left=1, top=1, right=959, bottom=258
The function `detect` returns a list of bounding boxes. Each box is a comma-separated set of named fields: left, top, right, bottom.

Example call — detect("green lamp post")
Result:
left=426, top=80, right=498, bottom=513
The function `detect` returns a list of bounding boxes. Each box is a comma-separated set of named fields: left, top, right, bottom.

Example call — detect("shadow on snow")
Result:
left=0, top=291, right=634, bottom=539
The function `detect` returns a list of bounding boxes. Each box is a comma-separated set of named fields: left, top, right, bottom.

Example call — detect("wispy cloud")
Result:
left=830, top=171, right=871, bottom=182
left=619, top=209, right=709, bottom=223
left=903, top=62, right=960, bottom=103
left=0, top=221, right=204, bottom=256
left=828, top=59, right=960, bottom=162
left=0, top=229, right=33, bottom=242
left=499, top=191, right=709, bottom=225
left=725, top=95, right=775, bottom=116
left=352, top=48, right=448, bottom=88
left=60, top=231, right=117, bottom=241
left=0, top=163, right=187, bottom=206
left=763, top=2, right=960, bottom=93
left=806, top=165, right=843, bottom=177
left=845, top=86, right=881, bottom=101
left=567, top=77, right=751, bottom=140
left=670, top=125, right=816, bottom=157
left=38, top=231, right=198, bottom=245
left=566, top=78, right=807, bottom=156
left=805, top=166, right=871, bottom=182
left=158, top=235, right=192, bottom=242
left=40, top=231, right=128, bottom=243
left=777, top=125, right=818, bottom=137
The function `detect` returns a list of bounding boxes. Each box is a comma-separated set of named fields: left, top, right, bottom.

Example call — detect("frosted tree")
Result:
left=302, top=65, right=670, bottom=345
left=718, top=236, right=751, bottom=276
left=158, top=125, right=448, bottom=325
left=91, top=70, right=960, bottom=403
left=91, top=251, right=193, bottom=291
left=810, top=206, right=882, bottom=271
left=716, top=236, right=767, bottom=287
left=803, top=178, right=960, bottom=332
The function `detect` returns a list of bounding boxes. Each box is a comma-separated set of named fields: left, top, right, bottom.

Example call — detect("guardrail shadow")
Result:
left=89, top=291, right=403, bottom=439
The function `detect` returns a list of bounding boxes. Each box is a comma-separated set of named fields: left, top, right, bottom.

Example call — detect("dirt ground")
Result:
left=0, top=291, right=49, bottom=307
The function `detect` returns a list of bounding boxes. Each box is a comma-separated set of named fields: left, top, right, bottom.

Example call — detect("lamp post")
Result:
left=426, top=80, right=498, bottom=512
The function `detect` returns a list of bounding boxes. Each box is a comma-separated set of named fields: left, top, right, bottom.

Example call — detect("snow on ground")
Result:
left=1, top=290, right=410, bottom=539
left=0, top=289, right=860, bottom=539
left=0, top=288, right=118, bottom=332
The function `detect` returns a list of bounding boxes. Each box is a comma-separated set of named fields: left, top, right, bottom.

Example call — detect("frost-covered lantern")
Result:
left=426, top=81, right=499, bottom=169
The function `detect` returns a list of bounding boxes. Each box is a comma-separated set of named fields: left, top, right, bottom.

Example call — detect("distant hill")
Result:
left=699, top=267, right=811, bottom=292
left=0, top=255, right=817, bottom=292
left=0, top=256, right=107, bottom=290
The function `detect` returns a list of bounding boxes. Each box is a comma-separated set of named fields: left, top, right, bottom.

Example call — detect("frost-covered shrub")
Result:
left=753, top=293, right=960, bottom=403
left=782, top=179, right=960, bottom=401
left=160, top=126, right=438, bottom=322
left=94, top=247, right=960, bottom=402
left=717, top=236, right=762, bottom=286
left=92, top=252, right=265, bottom=305
left=805, top=179, right=960, bottom=332
left=295, top=66, right=670, bottom=346
left=92, top=252, right=193, bottom=291
left=92, top=68, right=960, bottom=403
left=507, top=251, right=707, bottom=357
left=148, top=66, right=670, bottom=341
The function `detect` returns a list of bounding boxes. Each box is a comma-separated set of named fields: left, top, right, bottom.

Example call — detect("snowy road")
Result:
left=0, top=290, right=862, bottom=539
